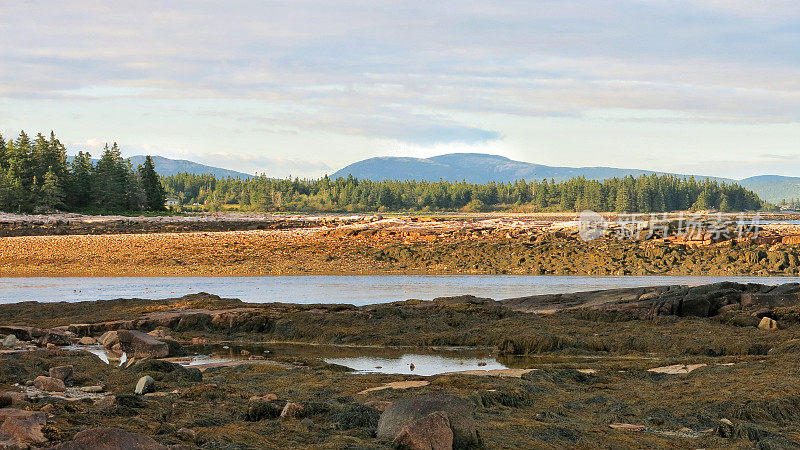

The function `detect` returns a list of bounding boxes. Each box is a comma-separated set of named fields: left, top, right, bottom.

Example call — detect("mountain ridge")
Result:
left=330, top=152, right=797, bottom=203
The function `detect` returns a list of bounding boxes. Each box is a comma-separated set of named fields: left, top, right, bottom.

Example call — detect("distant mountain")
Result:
left=738, top=175, right=800, bottom=203
left=332, top=153, right=699, bottom=183
left=330, top=152, right=797, bottom=203
left=127, top=156, right=253, bottom=179
left=69, top=155, right=253, bottom=179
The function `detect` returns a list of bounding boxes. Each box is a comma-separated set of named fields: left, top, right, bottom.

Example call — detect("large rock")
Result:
left=116, top=330, right=168, bottom=358
left=2, top=335, right=17, bottom=348
left=0, top=326, right=43, bottom=341
left=758, top=317, right=779, bottom=330
left=45, top=427, right=167, bottom=450
left=98, top=331, right=119, bottom=349
left=377, top=395, right=479, bottom=449
left=49, top=365, right=73, bottom=383
left=0, top=409, right=46, bottom=425
left=394, top=411, right=453, bottom=450
left=33, top=376, right=65, bottom=393
left=135, top=376, right=155, bottom=395
left=0, top=415, right=47, bottom=445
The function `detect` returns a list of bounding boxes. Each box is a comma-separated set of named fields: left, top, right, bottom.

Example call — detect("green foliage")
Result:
left=163, top=172, right=762, bottom=213
left=139, top=156, right=166, bottom=211
left=0, top=130, right=163, bottom=213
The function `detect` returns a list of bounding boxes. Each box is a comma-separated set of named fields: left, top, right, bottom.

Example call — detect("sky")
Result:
left=1, top=0, right=799, bottom=179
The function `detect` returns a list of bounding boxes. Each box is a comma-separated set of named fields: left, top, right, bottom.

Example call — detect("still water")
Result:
left=1, top=275, right=800, bottom=305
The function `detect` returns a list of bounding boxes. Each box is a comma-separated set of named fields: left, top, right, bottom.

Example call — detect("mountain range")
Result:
left=330, top=153, right=800, bottom=203
left=103, top=152, right=798, bottom=203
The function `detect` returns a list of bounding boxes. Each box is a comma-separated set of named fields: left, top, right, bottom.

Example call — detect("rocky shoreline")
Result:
left=0, top=284, right=800, bottom=447
left=3, top=215, right=800, bottom=276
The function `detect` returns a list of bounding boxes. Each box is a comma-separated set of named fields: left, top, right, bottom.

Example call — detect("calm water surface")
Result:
left=1, top=275, right=800, bottom=305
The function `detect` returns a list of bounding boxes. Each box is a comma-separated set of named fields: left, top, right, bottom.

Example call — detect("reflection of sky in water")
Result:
left=2, top=275, right=800, bottom=305
left=325, top=353, right=506, bottom=376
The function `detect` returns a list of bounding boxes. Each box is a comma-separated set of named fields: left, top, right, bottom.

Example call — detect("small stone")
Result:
left=176, top=427, right=196, bottom=442
left=77, top=336, right=97, bottom=345
left=94, top=396, right=116, bottom=408
left=40, top=404, right=54, bottom=413
left=758, top=317, right=778, bottom=330
left=80, top=386, right=104, bottom=393
left=49, top=365, right=74, bottom=383
left=46, top=343, right=58, bottom=351
left=249, top=393, right=278, bottom=402
left=2, top=335, right=18, bottom=348
left=717, top=418, right=735, bottom=438
left=301, top=418, right=314, bottom=428
left=134, top=376, right=155, bottom=395
left=190, top=337, right=207, bottom=345
left=240, top=349, right=251, bottom=356
left=99, top=331, right=119, bottom=349
left=280, top=402, right=304, bottom=419
left=33, top=376, right=66, bottom=392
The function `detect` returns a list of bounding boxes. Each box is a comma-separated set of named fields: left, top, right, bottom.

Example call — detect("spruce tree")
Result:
left=138, top=156, right=166, bottom=210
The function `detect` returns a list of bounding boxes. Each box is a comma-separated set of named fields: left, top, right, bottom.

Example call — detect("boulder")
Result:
left=33, top=376, right=65, bottom=393
left=377, top=394, right=479, bottom=449
left=134, top=376, right=155, bottom=395
left=759, top=317, right=778, bottom=330
left=0, top=415, right=47, bottom=445
left=394, top=411, right=453, bottom=450
left=281, top=402, right=304, bottom=419
left=49, top=365, right=73, bottom=383
left=77, top=336, right=97, bottom=345
left=45, top=427, right=167, bottom=450
left=2, top=335, right=18, bottom=348
left=99, top=331, right=119, bottom=349
left=116, top=330, right=169, bottom=358
left=0, top=409, right=46, bottom=425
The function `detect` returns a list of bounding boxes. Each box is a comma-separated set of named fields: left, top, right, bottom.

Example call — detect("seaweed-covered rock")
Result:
left=46, top=427, right=167, bottom=450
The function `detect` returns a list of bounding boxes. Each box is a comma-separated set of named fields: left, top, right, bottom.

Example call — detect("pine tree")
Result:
left=0, top=133, right=7, bottom=169
left=138, top=156, right=165, bottom=211
left=36, top=168, right=63, bottom=212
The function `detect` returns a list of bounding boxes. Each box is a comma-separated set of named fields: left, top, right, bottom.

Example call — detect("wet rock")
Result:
left=0, top=415, right=47, bottom=445
left=33, top=376, right=65, bottom=393
left=377, top=394, right=479, bottom=449
left=2, top=335, right=18, bottom=348
left=77, top=336, right=97, bottom=345
left=394, top=411, right=453, bottom=450
left=45, top=427, right=167, bottom=450
left=160, top=339, right=187, bottom=357
left=758, top=317, right=778, bottom=330
left=134, top=376, right=155, bottom=395
left=48, top=366, right=73, bottom=383
left=117, top=330, right=169, bottom=359
left=280, top=402, right=304, bottom=419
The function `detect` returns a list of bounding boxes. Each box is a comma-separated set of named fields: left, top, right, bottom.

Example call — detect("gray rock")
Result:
left=2, top=335, right=18, bottom=348
left=134, top=376, right=155, bottom=395
left=377, top=394, right=479, bottom=449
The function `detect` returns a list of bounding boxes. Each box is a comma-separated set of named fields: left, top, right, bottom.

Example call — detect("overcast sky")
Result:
left=2, top=1, right=799, bottom=179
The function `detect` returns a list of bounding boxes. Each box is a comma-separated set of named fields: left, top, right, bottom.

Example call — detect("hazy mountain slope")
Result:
left=739, top=175, right=800, bottom=203
left=69, top=155, right=253, bottom=179
left=332, top=153, right=694, bottom=183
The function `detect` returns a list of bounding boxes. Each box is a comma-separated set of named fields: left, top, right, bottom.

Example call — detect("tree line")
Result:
left=0, top=131, right=165, bottom=213
left=163, top=172, right=762, bottom=213
left=0, top=130, right=763, bottom=214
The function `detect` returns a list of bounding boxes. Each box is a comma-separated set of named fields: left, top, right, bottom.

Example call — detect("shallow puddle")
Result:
left=324, top=353, right=507, bottom=376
